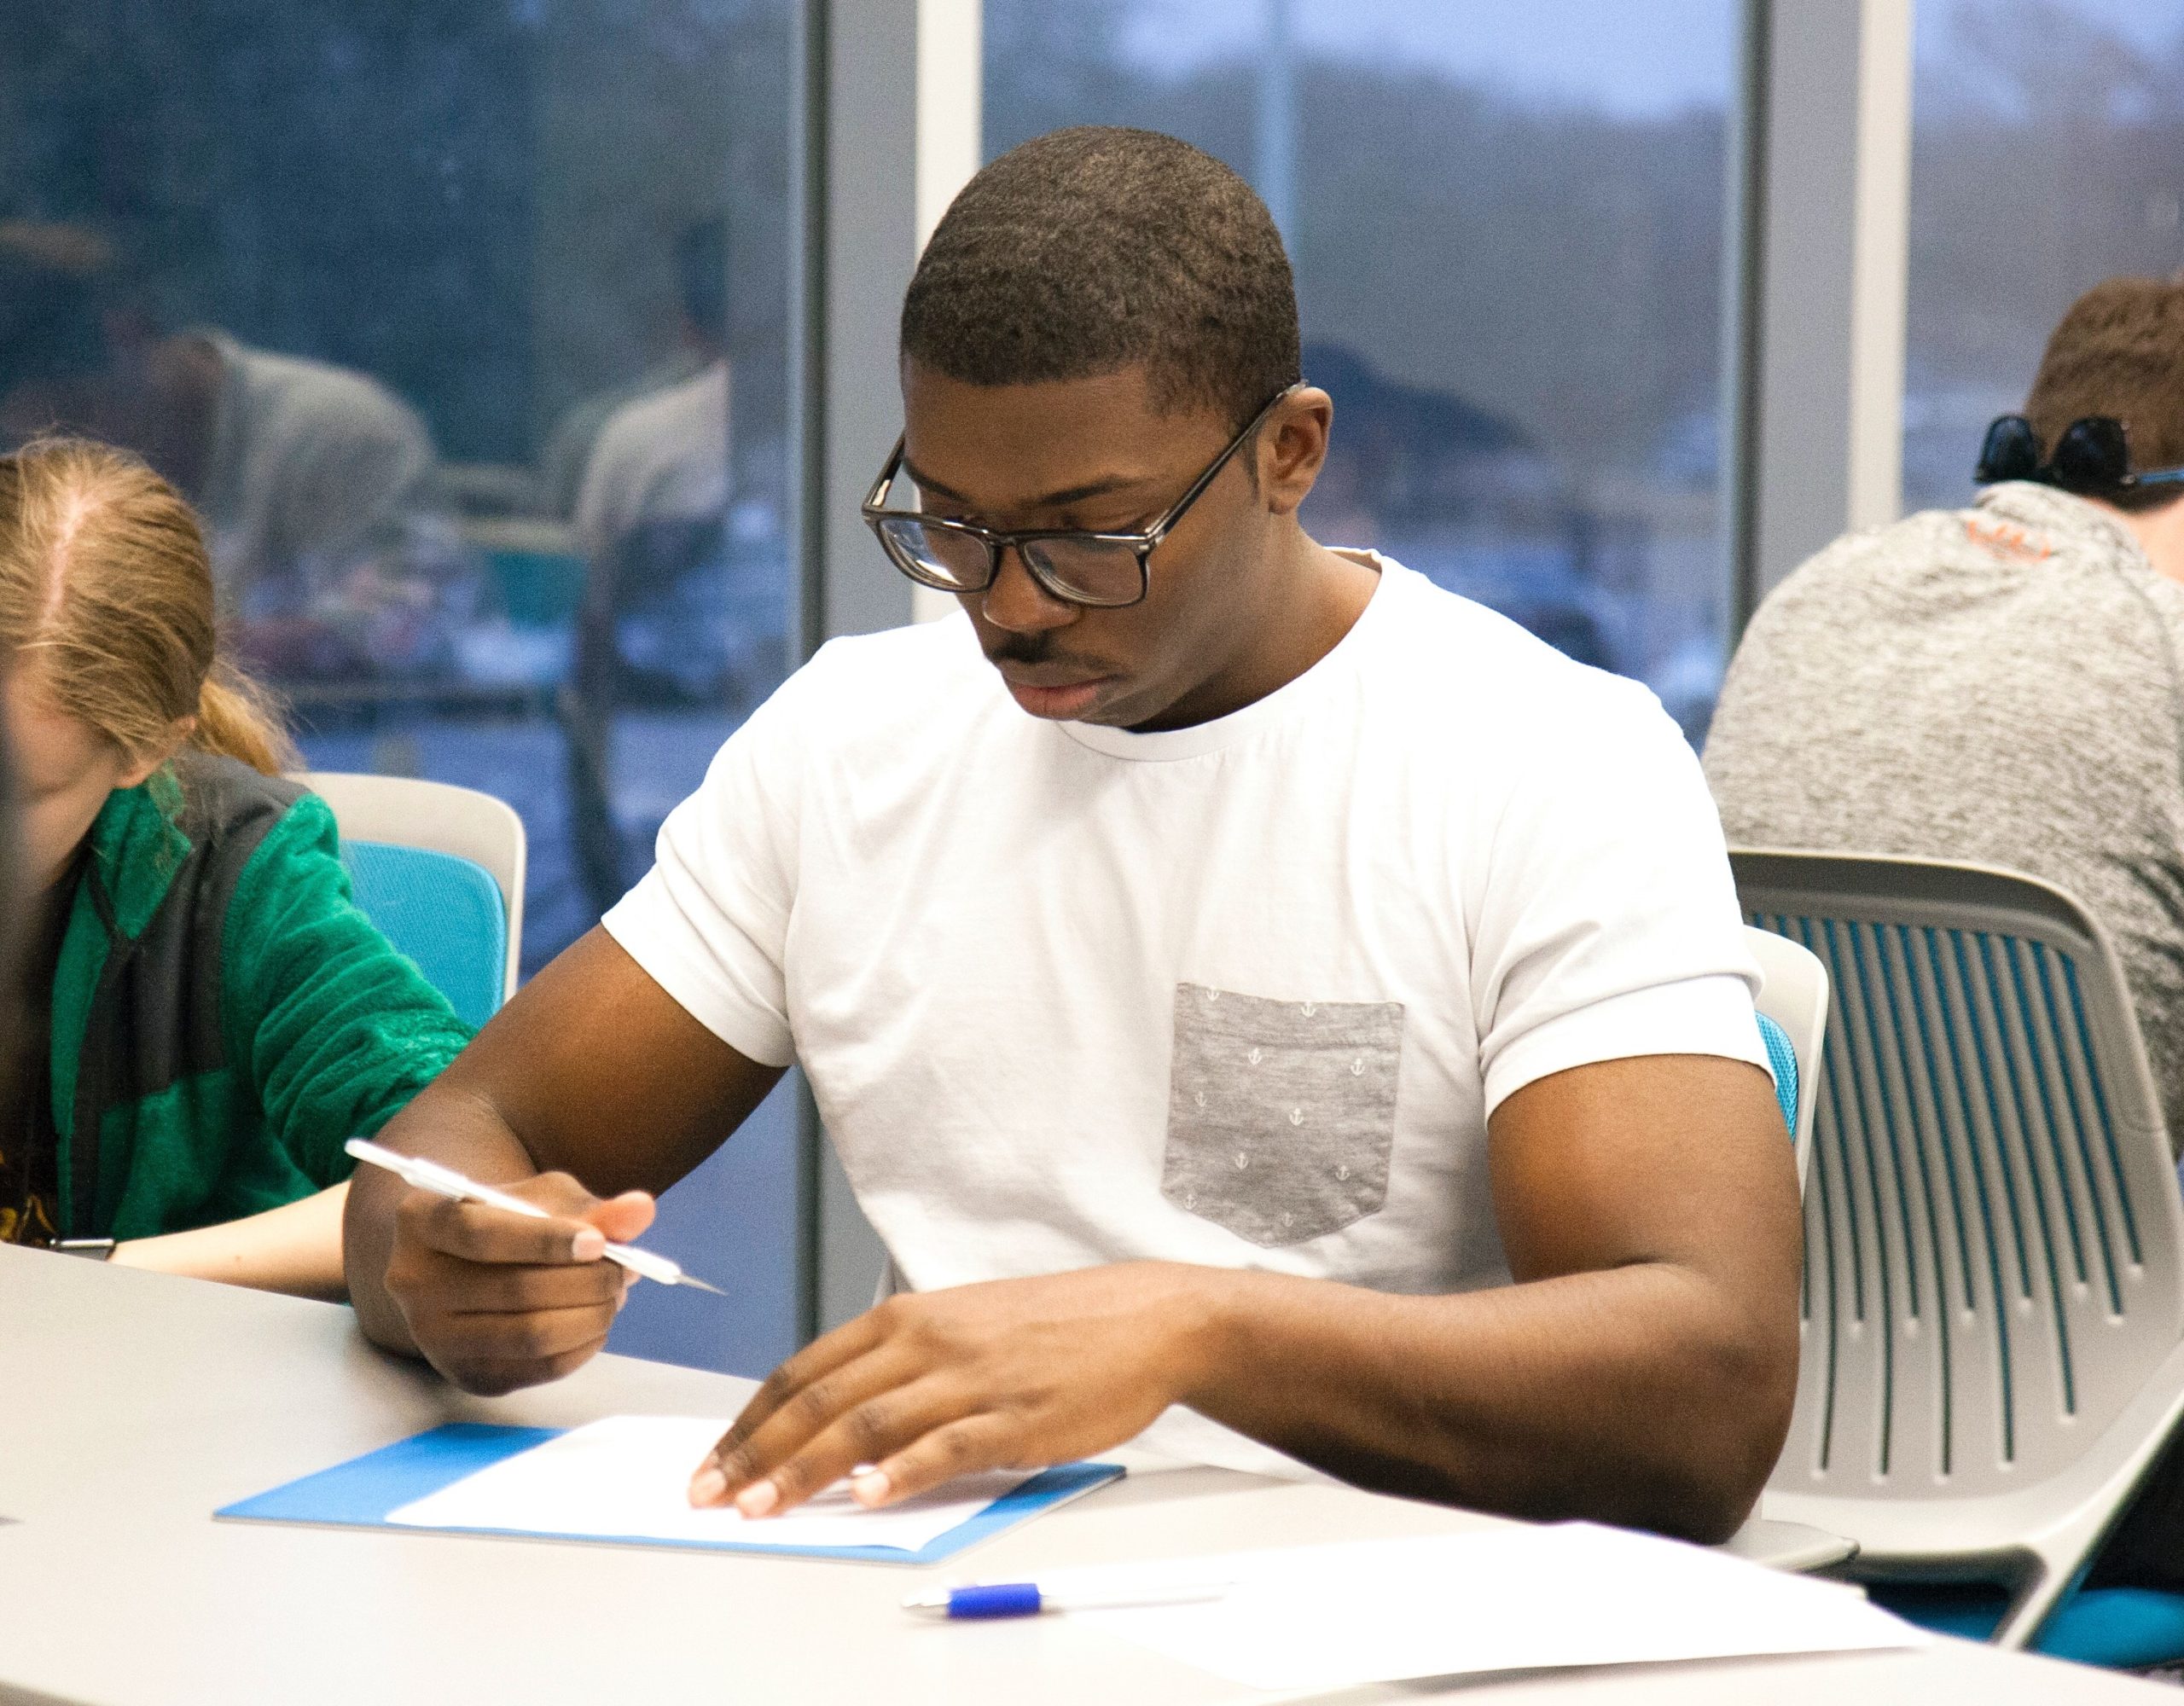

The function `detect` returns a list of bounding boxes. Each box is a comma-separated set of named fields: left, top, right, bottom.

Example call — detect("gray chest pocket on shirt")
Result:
left=1163, top=983, right=1405, bottom=1248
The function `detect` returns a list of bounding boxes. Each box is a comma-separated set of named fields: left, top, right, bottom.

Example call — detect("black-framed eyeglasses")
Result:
left=1975, top=414, right=2184, bottom=496
left=861, top=384, right=1300, bottom=609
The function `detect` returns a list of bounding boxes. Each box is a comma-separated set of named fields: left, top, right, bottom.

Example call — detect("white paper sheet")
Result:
left=386, top=1414, right=1036, bottom=1551
left=1076, top=1522, right=1928, bottom=1691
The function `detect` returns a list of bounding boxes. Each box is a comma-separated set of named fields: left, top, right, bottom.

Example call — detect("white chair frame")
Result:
left=1746, top=924, right=1828, bottom=1187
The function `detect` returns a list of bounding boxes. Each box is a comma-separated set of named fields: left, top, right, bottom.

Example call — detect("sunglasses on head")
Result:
left=1975, top=415, right=2184, bottom=496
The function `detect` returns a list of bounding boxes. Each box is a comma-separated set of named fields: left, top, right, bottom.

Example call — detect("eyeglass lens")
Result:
left=1019, top=536, right=1147, bottom=606
left=880, top=517, right=1146, bottom=606
left=878, top=517, right=989, bottom=589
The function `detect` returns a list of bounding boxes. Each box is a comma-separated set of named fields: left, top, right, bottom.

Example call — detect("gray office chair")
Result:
left=1736, top=850, right=2184, bottom=1662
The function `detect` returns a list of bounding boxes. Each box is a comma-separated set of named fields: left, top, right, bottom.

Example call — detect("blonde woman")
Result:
left=0, top=438, right=473, bottom=1297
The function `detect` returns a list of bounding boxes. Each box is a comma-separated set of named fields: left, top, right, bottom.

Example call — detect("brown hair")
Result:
left=0, top=438, right=298, bottom=775
left=2025, top=276, right=2184, bottom=512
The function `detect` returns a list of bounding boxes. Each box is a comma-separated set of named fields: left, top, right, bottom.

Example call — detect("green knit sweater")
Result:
left=47, top=751, right=474, bottom=1240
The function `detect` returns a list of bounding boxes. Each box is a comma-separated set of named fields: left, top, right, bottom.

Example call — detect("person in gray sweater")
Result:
left=1704, top=275, right=2184, bottom=1594
left=1706, top=276, right=2184, bottom=1152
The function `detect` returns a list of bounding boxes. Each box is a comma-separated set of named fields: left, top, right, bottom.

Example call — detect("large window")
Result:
left=0, top=0, right=799, bottom=1375
left=1903, top=1, right=2184, bottom=513
left=986, top=0, right=1740, bottom=737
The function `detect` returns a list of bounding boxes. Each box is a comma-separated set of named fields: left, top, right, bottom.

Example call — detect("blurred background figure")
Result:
left=543, top=217, right=729, bottom=525
left=0, top=221, right=463, bottom=682
left=562, top=218, right=734, bottom=917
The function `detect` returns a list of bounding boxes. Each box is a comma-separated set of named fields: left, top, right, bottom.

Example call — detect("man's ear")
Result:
left=113, top=713, right=197, bottom=790
left=1258, top=386, right=1333, bottom=519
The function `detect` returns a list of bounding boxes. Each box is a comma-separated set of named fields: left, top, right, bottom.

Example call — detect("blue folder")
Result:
left=217, top=1423, right=1124, bottom=1565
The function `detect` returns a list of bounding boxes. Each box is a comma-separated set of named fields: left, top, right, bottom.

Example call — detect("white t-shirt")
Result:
left=605, top=554, right=1766, bottom=1465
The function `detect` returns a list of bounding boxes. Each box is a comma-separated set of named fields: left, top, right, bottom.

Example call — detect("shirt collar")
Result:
left=1055, top=549, right=1398, bottom=762
left=1975, top=480, right=2153, bottom=569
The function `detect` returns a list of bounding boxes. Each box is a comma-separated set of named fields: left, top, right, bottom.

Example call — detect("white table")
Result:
left=0, top=1245, right=2162, bottom=1705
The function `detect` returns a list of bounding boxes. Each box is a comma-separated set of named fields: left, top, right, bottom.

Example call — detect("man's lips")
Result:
left=990, top=659, right=1116, bottom=719
left=992, top=660, right=1107, bottom=689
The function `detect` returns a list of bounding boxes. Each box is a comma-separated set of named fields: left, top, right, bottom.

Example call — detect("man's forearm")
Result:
left=343, top=1082, right=544, bottom=1355
left=1182, top=1261, right=1796, bottom=1542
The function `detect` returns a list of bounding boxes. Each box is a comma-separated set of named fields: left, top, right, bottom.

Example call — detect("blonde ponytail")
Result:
left=195, top=659, right=299, bottom=778
left=0, top=438, right=297, bottom=779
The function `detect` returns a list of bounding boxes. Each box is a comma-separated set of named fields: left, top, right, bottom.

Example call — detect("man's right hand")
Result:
left=344, top=929, right=786, bottom=1379
left=380, top=1172, right=658, bottom=1396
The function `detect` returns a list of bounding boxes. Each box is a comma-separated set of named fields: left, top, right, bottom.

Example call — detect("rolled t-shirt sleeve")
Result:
left=601, top=671, right=809, bottom=1069
left=1471, top=685, right=1769, bottom=1117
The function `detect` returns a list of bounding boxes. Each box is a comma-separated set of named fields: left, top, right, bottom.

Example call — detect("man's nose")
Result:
left=980, top=543, right=1079, bottom=635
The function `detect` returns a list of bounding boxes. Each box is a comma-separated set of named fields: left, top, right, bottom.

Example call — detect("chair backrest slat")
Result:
left=1739, top=852, right=2184, bottom=1502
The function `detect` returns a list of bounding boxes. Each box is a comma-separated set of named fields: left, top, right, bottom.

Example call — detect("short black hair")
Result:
left=901, top=127, right=1299, bottom=432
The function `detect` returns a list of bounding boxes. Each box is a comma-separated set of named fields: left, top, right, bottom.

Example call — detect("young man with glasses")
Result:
left=346, top=127, right=1799, bottom=1543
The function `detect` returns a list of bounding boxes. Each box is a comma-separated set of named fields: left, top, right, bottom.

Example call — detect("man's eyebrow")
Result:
left=900, top=455, right=1151, bottom=513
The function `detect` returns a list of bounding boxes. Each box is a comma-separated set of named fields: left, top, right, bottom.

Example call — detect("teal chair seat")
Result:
left=1873, top=1581, right=2184, bottom=1670
left=2041, top=1589, right=2184, bottom=1668
left=340, top=840, right=509, bottom=1030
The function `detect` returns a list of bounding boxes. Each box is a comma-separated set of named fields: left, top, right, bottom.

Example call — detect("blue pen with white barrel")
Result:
left=903, top=1576, right=1233, bottom=1619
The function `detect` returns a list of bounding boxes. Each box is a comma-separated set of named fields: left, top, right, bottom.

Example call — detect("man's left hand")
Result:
left=688, top=1262, right=1223, bottom=1515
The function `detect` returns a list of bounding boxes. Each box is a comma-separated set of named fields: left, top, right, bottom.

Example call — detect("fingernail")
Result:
left=735, top=1479, right=780, bottom=1518
left=688, top=1466, right=726, bottom=1506
left=572, top=1228, right=606, bottom=1260
left=851, top=1469, right=892, bottom=1506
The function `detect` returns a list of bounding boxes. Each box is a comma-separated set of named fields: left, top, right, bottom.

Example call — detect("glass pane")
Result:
left=1904, top=2, right=2184, bottom=512
left=985, top=0, right=1739, bottom=739
left=0, top=0, right=799, bottom=1375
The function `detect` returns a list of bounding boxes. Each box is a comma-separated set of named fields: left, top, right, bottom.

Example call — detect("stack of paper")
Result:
left=387, top=1414, right=1036, bottom=1552
left=1067, top=1522, right=1926, bottom=1691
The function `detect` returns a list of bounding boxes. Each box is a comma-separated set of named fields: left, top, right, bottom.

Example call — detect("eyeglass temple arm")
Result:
left=862, top=438, right=908, bottom=513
